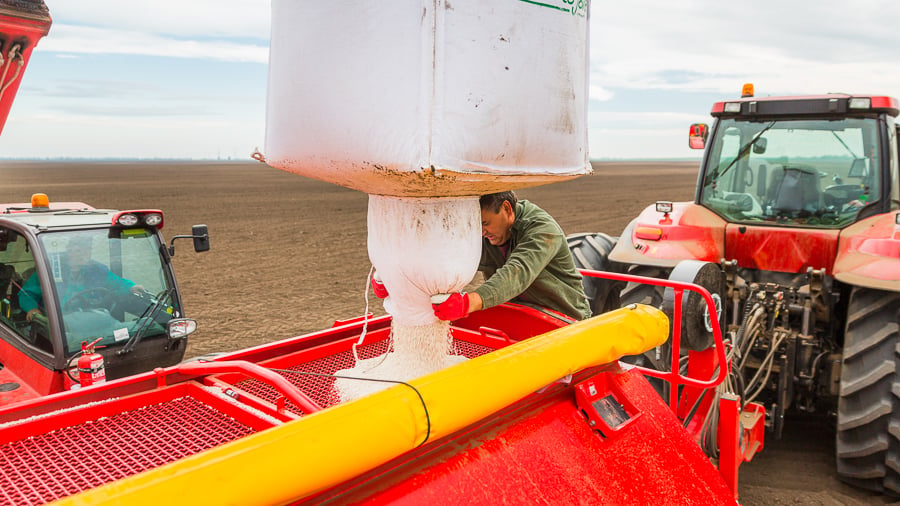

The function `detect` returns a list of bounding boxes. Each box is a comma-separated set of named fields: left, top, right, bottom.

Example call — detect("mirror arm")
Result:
left=168, top=233, right=208, bottom=256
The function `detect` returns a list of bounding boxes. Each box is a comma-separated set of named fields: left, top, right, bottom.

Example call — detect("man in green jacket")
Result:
left=432, top=191, right=591, bottom=322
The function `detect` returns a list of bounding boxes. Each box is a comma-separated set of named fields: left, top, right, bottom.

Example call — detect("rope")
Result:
left=352, top=265, right=393, bottom=371
left=0, top=44, right=23, bottom=102
left=351, top=266, right=374, bottom=363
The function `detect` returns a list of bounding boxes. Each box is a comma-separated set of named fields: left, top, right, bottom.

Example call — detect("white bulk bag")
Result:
left=265, top=0, right=591, bottom=197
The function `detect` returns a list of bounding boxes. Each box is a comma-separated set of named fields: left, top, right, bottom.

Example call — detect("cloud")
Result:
left=40, top=24, right=268, bottom=63
left=46, top=0, right=271, bottom=39
left=589, top=84, right=614, bottom=102
left=13, top=0, right=900, bottom=160
left=589, top=0, right=900, bottom=96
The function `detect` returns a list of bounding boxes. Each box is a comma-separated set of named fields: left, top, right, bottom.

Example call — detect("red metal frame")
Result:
left=0, top=7, right=51, bottom=137
left=0, top=286, right=755, bottom=503
left=717, top=393, right=766, bottom=495
left=579, top=269, right=729, bottom=400
left=309, top=365, right=736, bottom=505
left=579, top=267, right=764, bottom=500
left=177, top=360, right=321, bottom=414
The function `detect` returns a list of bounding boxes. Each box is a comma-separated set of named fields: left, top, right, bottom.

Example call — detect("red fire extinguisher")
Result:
left=76, top=337, right=106, bottom=387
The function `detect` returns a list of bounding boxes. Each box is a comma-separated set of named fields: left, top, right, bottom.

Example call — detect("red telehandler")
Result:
left=0, top=2, right=210, bottom=406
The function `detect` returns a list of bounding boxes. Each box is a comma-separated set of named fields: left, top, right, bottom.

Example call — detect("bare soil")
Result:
left=0, top=160, right=895, bottom=505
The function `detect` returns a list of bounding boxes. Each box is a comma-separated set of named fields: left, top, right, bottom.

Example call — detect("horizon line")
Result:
left=0, top=157, right=703, bottom=163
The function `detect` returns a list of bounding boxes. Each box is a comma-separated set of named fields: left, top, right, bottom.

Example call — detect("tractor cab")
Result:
left=0, top=194, right=209, bottom=404
left=690, top=85, right=899, bottom=230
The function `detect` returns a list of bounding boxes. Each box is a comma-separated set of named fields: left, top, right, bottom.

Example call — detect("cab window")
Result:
left=0, top=227, right=51, bottom=353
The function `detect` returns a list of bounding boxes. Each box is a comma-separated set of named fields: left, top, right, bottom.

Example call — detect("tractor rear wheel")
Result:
left=620, top=264, right=667, bottom=310
left=566, top=232, right=623, bottom=316
left=836, top=287, right=900, bottom=495
left=619, top=264, right=669, bottom=372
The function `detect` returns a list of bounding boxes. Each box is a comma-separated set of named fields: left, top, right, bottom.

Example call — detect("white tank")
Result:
left=264, top=0, right=591, bottom=197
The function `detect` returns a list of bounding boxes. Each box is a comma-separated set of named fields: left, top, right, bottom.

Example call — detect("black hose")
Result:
left=270, top=368, right=433, bottom=448
left=733, top=288, right=757, bottom=350
left=65, top=351, right=82, bottom=383
left=682, top=376, right=714, bottom=429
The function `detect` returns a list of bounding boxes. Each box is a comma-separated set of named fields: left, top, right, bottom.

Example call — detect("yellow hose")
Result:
left=55, top=304, right=668, bottom=506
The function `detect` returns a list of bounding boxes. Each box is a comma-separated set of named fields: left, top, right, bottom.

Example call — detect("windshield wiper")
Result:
left=715, top=122, right=776, bottom=182
left=119, top=288, right=172, bottom=355
left=830, top=131, right=859, bottom=159
left=56, top=209, right=108, bottom=215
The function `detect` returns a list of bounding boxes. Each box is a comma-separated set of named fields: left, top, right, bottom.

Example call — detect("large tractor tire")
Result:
left=618, top=264, right=669, bottom=372
left=566, top=232, right=623, bottom=315
left=619, top=261, right=725, bottom=397
left=620, top=264, right=668, bottom=309
left=836, top=287, right=900, bottom=495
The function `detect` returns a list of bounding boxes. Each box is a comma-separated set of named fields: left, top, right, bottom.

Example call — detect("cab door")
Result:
left=0, top=225, right=66, bottom=400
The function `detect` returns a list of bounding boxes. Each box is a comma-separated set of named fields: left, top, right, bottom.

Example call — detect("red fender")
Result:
left=609, top=202, right=726, bottom=267
left=833, top=211, right=900, bottom=291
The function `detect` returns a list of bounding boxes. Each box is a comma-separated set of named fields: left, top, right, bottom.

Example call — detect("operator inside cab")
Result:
left=18, top=234, right=153, bottom=348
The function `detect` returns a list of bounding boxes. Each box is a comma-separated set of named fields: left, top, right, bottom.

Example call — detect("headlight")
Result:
left=848, top=97, right=871, bottom=110
left=116, top=213, right=139, bottom=226
left=143, top=213, right=163, bottom=226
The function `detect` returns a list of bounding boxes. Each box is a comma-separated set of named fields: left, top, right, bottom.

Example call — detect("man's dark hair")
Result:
left=480, top=191, right=517, bottom=213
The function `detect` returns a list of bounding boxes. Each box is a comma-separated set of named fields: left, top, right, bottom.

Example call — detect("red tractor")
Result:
left=569, top=84, right=900, bottom=494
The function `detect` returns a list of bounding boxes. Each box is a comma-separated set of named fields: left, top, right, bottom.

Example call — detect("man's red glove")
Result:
left=371, top=271, right=389, bottom=299
left=432, top=293, right=469, bottom=321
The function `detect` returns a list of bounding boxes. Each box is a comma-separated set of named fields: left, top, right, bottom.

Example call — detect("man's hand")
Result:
left=371, top=271, right=389, bottom=299
left=26, top=308, right=42, bottom=322
left=432, top=293, right=469, bottom=321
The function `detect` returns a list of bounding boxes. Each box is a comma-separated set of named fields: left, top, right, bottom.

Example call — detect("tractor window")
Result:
left=701, top=117, right=881, bottom=227
left=0, top=228, right=52, bottom=353
left=37, top=229, right=179, bottom=356
left=889, top=117, right=900, bottom=209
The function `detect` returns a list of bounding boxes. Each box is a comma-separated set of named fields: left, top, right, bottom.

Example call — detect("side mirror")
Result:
left=167, top=318, right=197, bottom=340
left=167, top=224, right=210, bottom=256
left=191, top=224, right=210, bottom=253
left=848, top=158, right=867, bottom=178
left=689, top=123, right=709, bottom=150
left=752, top=137, right=767, bottom=154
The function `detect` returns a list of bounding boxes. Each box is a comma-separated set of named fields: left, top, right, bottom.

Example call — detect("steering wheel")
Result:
left=63, top=287, right=114, bottom=312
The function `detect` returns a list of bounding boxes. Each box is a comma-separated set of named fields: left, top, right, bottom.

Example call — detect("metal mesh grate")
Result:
left=0, top=395, right=256, bottom=506
left=236, top=335, right=496, bottom=413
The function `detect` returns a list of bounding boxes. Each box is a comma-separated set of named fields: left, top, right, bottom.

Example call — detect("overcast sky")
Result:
left=0, top=0, right=898, bottom=160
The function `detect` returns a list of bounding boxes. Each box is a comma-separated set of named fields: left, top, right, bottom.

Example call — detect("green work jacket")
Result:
left=474, top=200, right=591, bottom=321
